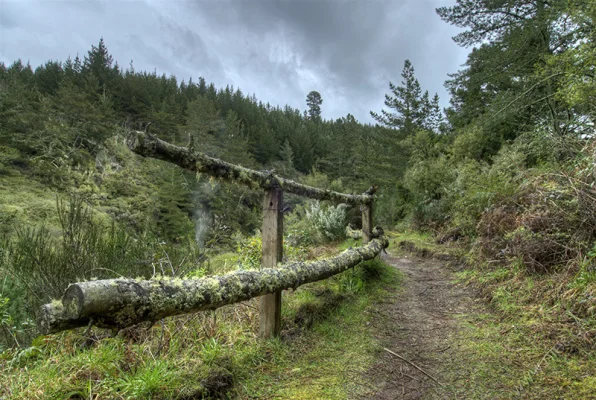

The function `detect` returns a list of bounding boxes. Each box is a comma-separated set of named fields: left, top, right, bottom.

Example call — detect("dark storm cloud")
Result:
left=184, top=0, right=467, bottom=121
left=0, top=0, right=467, bottom=122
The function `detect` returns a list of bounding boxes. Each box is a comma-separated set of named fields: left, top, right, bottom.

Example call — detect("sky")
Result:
left=0, top=0, right=468, bottom=123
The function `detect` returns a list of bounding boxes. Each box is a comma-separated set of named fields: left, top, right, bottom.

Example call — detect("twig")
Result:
left=83, top=318, right=95, bottom=336
left=436, top=345, right=451, bottom=353
left=155, top=318, right=166, bottom=358
left=88, top=267, right=125, bottom=278
left=158, top=243, right=175, bottom=276
left=384, top=348, right=444, bottom=387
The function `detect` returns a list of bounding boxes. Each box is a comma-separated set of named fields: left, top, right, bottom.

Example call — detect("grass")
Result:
left=387, top=229, right=465, bottom=259
left=456, top=262, right=596, bottom=399
left=0, top=172, right=62, bottom=235
left=442, top=306, right=596, bottom=399
left=0, top=247, right=400, bottom=399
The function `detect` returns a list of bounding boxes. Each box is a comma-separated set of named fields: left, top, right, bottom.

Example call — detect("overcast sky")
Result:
left=0, top=0, right=468, bottom=123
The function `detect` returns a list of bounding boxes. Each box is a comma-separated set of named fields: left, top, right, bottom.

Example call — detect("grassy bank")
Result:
left=0, top=251, right=400, bottom=399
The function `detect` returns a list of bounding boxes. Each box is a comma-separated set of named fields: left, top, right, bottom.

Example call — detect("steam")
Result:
left=193, top=180, right=215, bottom=249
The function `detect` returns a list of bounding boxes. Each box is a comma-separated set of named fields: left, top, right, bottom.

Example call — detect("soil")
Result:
left=361, top=250, right=482, bottom=399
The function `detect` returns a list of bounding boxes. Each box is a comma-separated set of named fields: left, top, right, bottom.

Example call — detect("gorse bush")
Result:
left=7, top=196, right=152, bottom=301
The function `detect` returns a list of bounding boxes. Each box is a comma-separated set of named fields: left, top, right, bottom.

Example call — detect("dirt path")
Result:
left=362, top=250, right=481, bottom=399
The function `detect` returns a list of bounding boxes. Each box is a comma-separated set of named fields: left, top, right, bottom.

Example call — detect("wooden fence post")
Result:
left=260, top=185, right=283, bottom=338
left=362, top=202, right=373, bottom=244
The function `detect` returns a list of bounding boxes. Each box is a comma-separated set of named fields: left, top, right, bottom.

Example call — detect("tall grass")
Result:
left=0, top=195, right=204, bottom=349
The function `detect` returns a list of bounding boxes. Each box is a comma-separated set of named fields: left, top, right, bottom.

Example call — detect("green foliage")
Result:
left=450, top=124, right=498, bottom=162
left=372, top=60, right=421, bottom=133
left=305, top=202, right=348, bottom=243
left=0, top=195, right=204, bottom=347
left=235, top=230, right=308, bottom=269
left=236, top=232, right=262, bottom=269
left=450, top=146, right=527, bottom=235
left=539, top=0, right=596, bottom=127
left=438, top=0, right=587, bottom=137
left=0, top=297, right=18, bottom=350
left=403, top=155, right=455, bottom=229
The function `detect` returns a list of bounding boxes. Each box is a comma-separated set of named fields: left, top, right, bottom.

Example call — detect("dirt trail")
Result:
left=362, top=250, right=481, bottom=399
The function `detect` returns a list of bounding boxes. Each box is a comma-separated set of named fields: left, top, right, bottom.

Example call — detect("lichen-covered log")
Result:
left=38, top=237, right=388, bottom=334
left=127, top=131, right=375, bottom=205
left=346, top=225, right=362, bottom=239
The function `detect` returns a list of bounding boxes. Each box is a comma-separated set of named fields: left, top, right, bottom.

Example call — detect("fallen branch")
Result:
left=383, top=347, right=444, bottom=387
left=127, top=131, right=375, bottom=205
left=39, top=237, right=389, bottom=334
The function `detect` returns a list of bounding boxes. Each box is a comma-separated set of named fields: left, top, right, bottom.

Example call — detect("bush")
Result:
left=449, top=146, right=526, bottom=236
left=473, top=140, right=596, bottom=274
left=236, top=233, right=262, bottom=269
left=403, top=155, right=456, bottom=230
left=450, top=124, right=499, bottom=162
left=305, top=201, right=347, bottom=243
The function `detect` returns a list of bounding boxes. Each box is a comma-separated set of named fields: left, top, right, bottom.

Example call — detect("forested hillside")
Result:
left=0, top=37, right=435, bottom=235
left=0, top=35, right=434, bottom=346
left=1, top=0, right=595, bottom=398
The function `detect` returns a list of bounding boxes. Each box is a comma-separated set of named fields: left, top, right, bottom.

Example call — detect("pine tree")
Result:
left=423, top=93, right=445, bottom=133
left=371, top=59, right=423, bottom=135
left=221, top=110, right=254, bottom=166
left=82, top=38, right=118, bottom=92
left=437, top=0, right=575, bottom=136
left=186, top=96, right=221, bottom=156
left=34, top=61, right=63, bottom=96
left=279, top=139, right=295, bottom=175
left=306, top=90, right=323, bottom=121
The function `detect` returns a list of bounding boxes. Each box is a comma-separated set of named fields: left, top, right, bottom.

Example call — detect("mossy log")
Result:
left=126, top=131, right=375, bottom=205
left=39, top=237, right=389, bottom=334
left=346, top=225, right=362, bottom=240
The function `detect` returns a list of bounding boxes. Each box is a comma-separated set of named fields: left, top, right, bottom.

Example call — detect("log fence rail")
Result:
left=38, top=131, right=386, bottom=337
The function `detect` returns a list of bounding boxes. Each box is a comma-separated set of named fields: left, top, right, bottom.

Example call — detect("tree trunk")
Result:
left=39, top=237, right=389, bottom=334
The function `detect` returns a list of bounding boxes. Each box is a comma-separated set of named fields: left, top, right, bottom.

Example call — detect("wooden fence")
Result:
left=38, top=131, right=388, bottom=337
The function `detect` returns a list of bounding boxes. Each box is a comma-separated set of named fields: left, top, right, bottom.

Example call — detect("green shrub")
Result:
left=403, top=155, right=456, bottom=230
left=236, top=232, right=262, bottom=269
left=305, top=201, right=347, bottom=243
